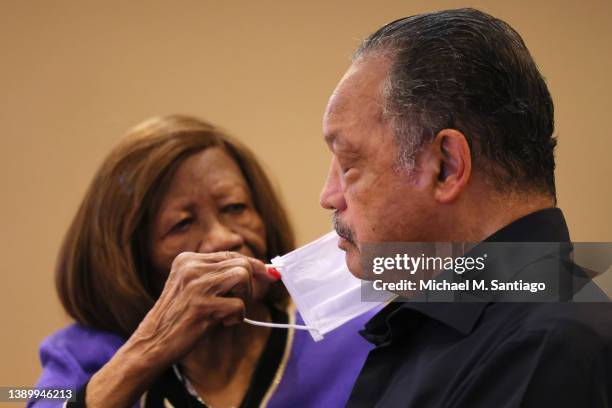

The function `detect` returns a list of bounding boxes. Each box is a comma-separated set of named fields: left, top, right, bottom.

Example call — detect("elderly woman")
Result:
left=31, top=115, right=373, bottom=408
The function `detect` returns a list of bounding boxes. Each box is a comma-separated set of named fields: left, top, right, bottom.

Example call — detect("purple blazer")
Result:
left=29, top=307, right=376, bottom=407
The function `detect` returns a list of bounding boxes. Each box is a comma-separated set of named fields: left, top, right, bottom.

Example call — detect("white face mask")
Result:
left=244, top=231, right=395, bottom=341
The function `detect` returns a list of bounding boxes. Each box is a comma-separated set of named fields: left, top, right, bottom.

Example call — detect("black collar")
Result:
left=483, top=207, right=569, bottom=243
left=361, top=207, right=571, bottom=346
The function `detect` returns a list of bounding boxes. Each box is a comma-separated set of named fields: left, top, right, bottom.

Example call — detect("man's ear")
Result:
left=432, top=129, right=472, bottom=203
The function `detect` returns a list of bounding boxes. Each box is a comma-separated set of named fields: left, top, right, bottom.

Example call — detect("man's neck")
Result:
left=456, top=192, right=555, bottom=243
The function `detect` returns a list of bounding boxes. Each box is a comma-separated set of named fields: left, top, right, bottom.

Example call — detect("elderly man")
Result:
left=320, top=8, right=612, bottom=407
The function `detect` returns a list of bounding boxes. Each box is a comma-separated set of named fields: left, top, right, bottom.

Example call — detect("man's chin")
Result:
left=337, top=236, right=352, bottom=251
left=342, top=245, right=368, bottom=280
left=338, top=237, right=371, bottom=279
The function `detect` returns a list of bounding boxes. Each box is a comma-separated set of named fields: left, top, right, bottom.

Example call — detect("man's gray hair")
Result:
left=353, top=8, right=557, bottom=197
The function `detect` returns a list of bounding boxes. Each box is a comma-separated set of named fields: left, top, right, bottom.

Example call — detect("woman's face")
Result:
left=150, top=147, right=268, bottom=296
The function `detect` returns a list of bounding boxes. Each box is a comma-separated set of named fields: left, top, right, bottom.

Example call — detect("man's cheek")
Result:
left=339, top=201, right=358, bottom=233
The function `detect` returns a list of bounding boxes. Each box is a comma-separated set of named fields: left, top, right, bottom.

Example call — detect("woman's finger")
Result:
left=197, top=296, right=246, bottom=327
left=191, top=264, right=252, bottom=301
left=178, top=252, right=278, bottom=282
left=245, top=257, right=279, bottom=282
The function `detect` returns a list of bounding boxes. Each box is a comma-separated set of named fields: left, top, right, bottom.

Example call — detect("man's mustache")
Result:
left=333, top=213, right=356, bottom=245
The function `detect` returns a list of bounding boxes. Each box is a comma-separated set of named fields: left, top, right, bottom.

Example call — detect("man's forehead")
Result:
left=323, top=90, right=356, bottom=149
left=324, top=56, right=390, bottom=121
left=325, top=90, right=350, bottom=119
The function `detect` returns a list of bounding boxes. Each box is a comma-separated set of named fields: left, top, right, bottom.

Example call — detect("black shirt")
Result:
left=347, top=208, right=612, bottom=407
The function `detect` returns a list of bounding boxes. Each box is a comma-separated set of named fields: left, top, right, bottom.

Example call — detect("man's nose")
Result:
left=320, top=158, right=347, bottom=211
left=198, top=220, right=244, bottom=254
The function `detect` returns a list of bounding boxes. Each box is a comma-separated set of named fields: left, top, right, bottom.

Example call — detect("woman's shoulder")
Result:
left=40, top=323, right=126, bottom=370
left=43, top=323, right=125, bottom=349
left=32, top=323, right=127, bottom=399
left=266, top=305, right=378, bottom=408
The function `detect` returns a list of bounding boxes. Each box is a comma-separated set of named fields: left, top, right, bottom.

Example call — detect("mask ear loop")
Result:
left=243, top=318, right=315, bottom=331
left=243, top=263, right=318, bottom=333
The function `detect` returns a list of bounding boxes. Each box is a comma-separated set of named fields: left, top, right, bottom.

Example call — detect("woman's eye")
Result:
left=221, top=203, right=247, bottom=214
left=170, top=218, right=192, bottom=233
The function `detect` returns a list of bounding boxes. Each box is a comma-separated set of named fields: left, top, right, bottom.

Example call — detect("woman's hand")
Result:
left=85, top=251, right=275, bottom=408
left=131, top=251, right=274, bottom=366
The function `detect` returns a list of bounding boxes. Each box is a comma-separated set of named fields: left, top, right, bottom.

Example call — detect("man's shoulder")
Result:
left=497, top=302, right=612, bottom=349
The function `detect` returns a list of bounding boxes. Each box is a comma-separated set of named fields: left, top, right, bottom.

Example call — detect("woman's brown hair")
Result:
left=56, top=115, right=295, bottom=337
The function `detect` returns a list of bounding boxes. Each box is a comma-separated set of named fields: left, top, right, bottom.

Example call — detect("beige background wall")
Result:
left=1, top=0, right=611, bottom=394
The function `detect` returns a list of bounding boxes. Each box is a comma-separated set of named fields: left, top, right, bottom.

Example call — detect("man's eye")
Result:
left=170, top=218, right=192, bottom=233
left=343, top=167, right=358, bottom=177
left=338, top=159, right=355, bottom=175
left=221, top=203, right=247, bottom=214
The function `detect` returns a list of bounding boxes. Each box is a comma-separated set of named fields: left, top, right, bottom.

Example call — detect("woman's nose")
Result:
left=198, top=221, right=245, bottom=254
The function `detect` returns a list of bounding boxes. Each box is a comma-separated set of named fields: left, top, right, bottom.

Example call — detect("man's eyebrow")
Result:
left=324, top=131, right=358, bottom=153
left=324, top=132, right=337, bottom=146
